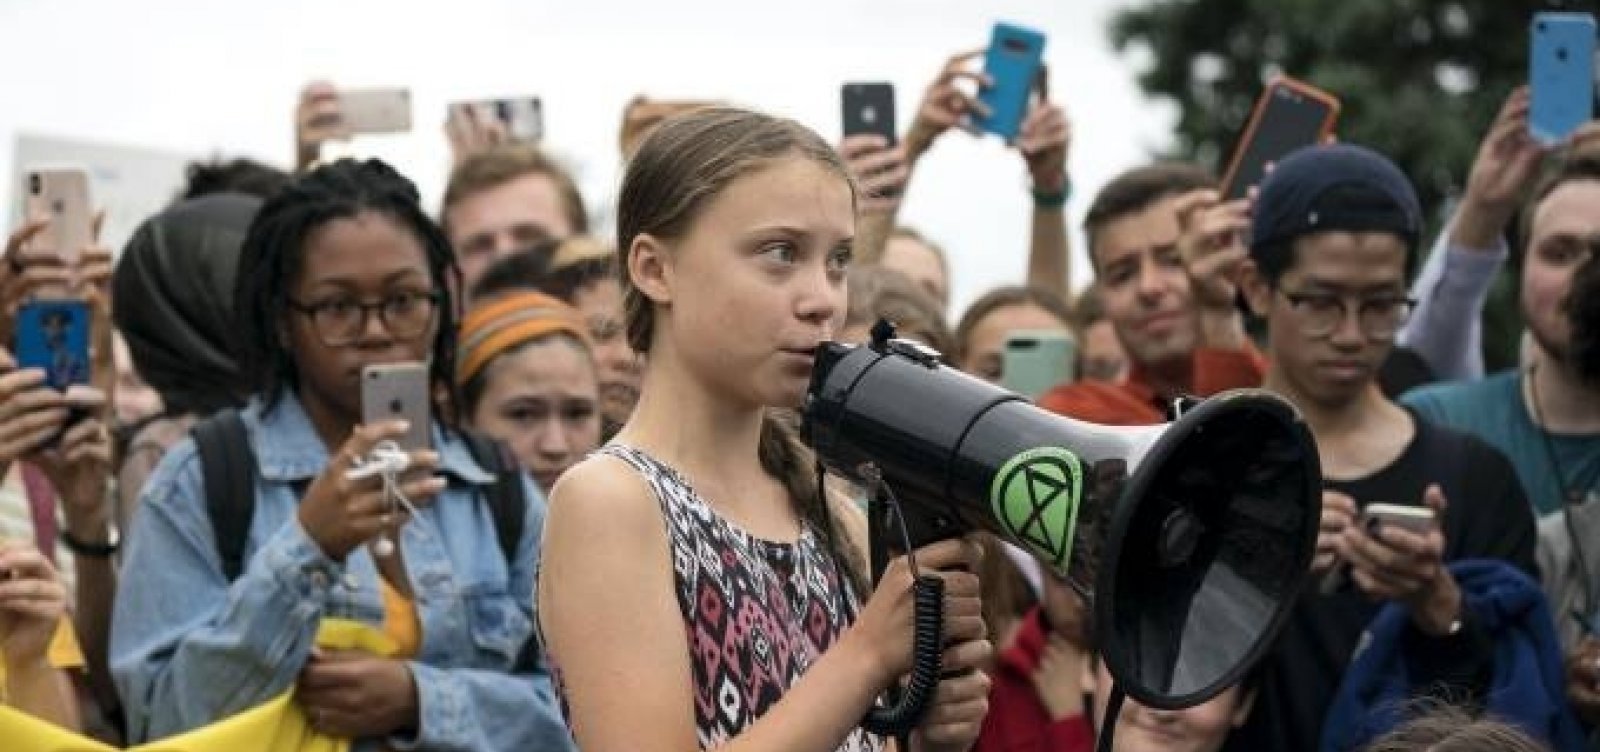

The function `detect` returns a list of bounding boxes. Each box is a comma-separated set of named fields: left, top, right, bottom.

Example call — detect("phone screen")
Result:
left=1221, top=83, right=1337, bottom=200
left=14, top=300, right=91, bottom=391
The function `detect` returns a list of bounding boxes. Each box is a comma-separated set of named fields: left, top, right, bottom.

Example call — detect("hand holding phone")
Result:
left=449, top=97, right=543, bottom=151
left=1219, top=77, right=1341, bottom=200
left=971, top=22, right=1048, bottom=143
left=906, top=49, right=991, bottom=159
left=298, top=418, right=447, bottom=561
left=0, top=346, right=69, bottom=462
left=1016, top=67, right=1070, bottom=192
left=1359, top=502, right=1436, bottom=537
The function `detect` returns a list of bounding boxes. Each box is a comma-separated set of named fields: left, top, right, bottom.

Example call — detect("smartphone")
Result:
left=1219, top=77, right=1341, bottom=200
left=1530, top=12, right=1598, bottom=146
left=1001, top=331, right=1077, bottom=400
left=842, top=82, right=897, bottom=146
left=972, top=22, right=1047, bottom=143
left=339, top=88, right=413, bottom=135
left=452, top=97, right=544, bottom=143
left=21, top=167, right=93, bottom=265
left=14, top=299, right=91, bottom=391
left=1360, top=502, right=1435, bottom=536
left=361, top=363, right=432, bottom=451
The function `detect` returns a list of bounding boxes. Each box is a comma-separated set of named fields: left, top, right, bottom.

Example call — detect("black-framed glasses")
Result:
left=288, top=290, right=441, bottom=346
left=1278, top=288, right=1416, bottom=340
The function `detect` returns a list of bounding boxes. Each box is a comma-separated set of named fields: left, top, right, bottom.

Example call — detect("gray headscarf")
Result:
left=112, top=193, right=259, bottom=416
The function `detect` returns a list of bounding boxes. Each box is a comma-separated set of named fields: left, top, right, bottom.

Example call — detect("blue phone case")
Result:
left=14, top=300, right=91, bottom=391
left=1530, top=12, right=1597, bottom=145
left=973, top=22, right=1047, bottom=142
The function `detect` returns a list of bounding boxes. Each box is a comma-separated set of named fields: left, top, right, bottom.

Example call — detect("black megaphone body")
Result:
left=800, top=331, right=1321, bottom=737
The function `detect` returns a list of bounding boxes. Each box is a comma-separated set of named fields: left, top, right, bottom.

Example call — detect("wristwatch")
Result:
left=60, top=526, right=120, bottom=558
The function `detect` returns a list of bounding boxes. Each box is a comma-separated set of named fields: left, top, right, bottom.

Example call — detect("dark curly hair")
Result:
left=233, top=158, right=463, bottom=423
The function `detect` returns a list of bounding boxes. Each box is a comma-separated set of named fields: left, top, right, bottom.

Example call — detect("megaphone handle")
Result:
left=859, top=574, right=946, bottom=737
left=1095, top=683, right=1126, bottom=752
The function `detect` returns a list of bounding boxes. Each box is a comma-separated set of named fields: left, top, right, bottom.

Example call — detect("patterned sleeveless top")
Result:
left=594, top=444, right=884, bottom=751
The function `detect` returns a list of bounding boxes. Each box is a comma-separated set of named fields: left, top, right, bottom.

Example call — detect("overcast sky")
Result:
left=0, top=0, right=1178, bottom=316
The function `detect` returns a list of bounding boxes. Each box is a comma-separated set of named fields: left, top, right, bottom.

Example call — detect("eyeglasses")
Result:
left=1277, top=288, right=1416, bottom=340
left=288, top=290, right=441, bottom=347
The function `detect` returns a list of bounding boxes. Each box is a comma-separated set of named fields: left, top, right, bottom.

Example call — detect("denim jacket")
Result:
left=110, top=392, right=574, bottom=751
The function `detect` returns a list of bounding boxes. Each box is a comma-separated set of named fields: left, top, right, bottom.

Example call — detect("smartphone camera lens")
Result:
left=1365, top=516, right=1382, bottom=535
left=27, top=174, right=40, bottom=194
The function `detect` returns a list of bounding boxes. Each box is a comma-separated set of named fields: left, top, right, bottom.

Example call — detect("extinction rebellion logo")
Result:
left=989, top=446, right=1084, bottom=571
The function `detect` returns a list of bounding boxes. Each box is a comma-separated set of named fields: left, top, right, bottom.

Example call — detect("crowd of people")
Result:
left=0, top=30, right=1597, bottom=752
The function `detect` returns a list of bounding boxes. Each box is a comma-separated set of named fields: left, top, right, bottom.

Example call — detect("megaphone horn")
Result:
left=800, top=327, right=1321, bottom=737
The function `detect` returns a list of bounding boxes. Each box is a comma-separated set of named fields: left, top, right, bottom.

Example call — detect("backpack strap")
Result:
left=460, top=431, right=541, bottom=672
left=461, top=431, right=526, bottom=569
left=192, top=409, right=257, bottom=582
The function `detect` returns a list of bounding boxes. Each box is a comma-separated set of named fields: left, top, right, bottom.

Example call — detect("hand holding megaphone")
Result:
left=847, top=537, right=992, bottom=747
left=850, top=538, right=985, bottom=684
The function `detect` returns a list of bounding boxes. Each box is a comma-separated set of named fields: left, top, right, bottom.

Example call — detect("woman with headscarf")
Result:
left=111, top=192, right=257, bottom=532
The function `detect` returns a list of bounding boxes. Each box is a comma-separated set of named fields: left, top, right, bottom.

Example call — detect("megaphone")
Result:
left=801, top=327, right=1321, bottom=742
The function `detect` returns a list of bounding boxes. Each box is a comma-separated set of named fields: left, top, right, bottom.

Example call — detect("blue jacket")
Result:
left=1320, top=559, right=1586, bottom=752
left=110, top=392, right=574, bottom=751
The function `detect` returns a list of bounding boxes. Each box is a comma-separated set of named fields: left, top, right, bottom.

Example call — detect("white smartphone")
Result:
left=361, top=363, right=432, bottom=451
left=21, top=167, right=93, bottom=265
left=339, top=88, right=413, bottom=135
left=452, top=97, right=544, bottom=143
left=1360, top=502, right=1435, bottom=536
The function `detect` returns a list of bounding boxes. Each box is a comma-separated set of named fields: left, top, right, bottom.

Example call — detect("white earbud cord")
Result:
left=346, top=440, right=427, bottom=557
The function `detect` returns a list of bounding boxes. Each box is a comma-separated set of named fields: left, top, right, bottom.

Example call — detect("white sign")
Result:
left=10, top=133, right=196, bottom=256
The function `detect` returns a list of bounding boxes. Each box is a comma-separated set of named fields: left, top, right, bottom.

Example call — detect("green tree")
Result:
left=1109, top=0, right=1594, bottom=371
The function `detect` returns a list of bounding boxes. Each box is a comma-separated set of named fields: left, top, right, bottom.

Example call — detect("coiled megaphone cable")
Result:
left=854, top=466, right=947, bottom=738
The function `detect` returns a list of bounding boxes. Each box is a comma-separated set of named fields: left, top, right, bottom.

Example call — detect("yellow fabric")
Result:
left=378, top=579, right=421, bottom=659
left=0, top=618, right=84, bottom=704
left=0, top=619, right=397, bottom=752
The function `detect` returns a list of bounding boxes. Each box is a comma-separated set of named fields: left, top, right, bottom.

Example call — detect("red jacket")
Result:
left=974, top=608, right=1093, bottom=752
left=1037, top=346, right=1267, bottom=426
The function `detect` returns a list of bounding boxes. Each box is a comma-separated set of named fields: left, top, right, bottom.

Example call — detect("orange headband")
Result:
left=457, top=291, right=591, bottom=385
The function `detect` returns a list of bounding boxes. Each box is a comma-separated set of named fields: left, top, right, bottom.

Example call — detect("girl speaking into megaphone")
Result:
left=538, top=107, right=992, bottom=752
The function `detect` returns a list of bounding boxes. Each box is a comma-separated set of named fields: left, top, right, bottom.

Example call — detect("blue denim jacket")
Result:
left=110, top=392, right=574, bottom=751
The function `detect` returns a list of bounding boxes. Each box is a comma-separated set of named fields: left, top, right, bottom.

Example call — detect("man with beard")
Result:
left=1404, top=155, right=1600, bottom=727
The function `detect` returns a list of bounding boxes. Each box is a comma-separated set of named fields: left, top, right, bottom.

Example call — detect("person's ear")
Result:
left=628, top=233, right=674, bottom=307
left=1238, top=258, right=1272, bottom=318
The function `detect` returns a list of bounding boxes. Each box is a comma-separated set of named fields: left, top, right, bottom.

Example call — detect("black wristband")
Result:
left=60, top=527, right=119, bottom=558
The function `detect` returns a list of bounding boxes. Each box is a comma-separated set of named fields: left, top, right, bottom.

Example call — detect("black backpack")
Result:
left=190, top=409, right=526, bottom=582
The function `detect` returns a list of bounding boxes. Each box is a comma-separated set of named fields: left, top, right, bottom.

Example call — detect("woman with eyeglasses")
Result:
left=109, top=160, right=572, bottom=751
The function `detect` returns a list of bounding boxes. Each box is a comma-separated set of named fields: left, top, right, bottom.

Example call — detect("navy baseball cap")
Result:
left=1250, top=144, right=1422, bottom=263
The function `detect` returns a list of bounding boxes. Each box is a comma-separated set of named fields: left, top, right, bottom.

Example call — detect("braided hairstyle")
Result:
left=234, top=158, right=464, bottom=424
left=616, top=107, right=869, bottom=596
